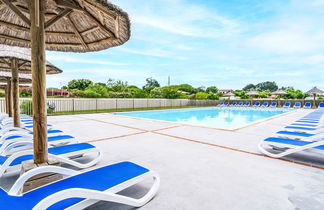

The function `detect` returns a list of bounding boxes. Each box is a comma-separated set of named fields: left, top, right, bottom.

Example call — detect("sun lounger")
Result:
left=224, top=102, right=229, bottom=106
left=0, top=161, right=159, bottom=209
left=270, top=102, right=277, bottom=108
left=238, top=102, right=244, bottom=106
left=0, top=135, right=75, bottom=156
left=283, top=102, right=291, bottom=108
left=319, top=102, right=324, bottom=108
left=253, top=102, right=261, bottom=107
left=0, top=129, right=63, bottom=141
left=0, top=143, right=101, bottom=177
left=230, top=101, right=237, bottom=106
left=245, top=102, right=251, bottom=106
left=258, top=137, right=324, bottom=158
left=218, top=101, right=225, bottom=106
left=304, top=102, right=312, bottom=109
left=293, top=102, right=301, bottom=108
left=261, top=102, right=269, bottom=107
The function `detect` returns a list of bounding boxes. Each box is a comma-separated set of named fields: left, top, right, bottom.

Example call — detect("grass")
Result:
left=47, top=106, right=199, bottom=116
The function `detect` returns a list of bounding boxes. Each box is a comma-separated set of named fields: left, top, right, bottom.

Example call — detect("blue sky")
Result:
left=46, top=0, right=324, bottom=91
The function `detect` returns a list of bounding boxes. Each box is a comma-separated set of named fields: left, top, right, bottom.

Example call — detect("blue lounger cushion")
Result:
left=0, top=143, right=95, bottom=167
left=277, top=131, right=315, bottom=137
left=264, top=137, right=324, bottom=150
left=0, top=161, right=149, bottom=210
left=4, top=130, right=63, bottom=140
left=291, top=123, right=317, bottom=127
left=25, top=124, right=52, bottom=128
left=296, top=120, right=319, bottom=124
left=285, top=126, right=316, bottom=131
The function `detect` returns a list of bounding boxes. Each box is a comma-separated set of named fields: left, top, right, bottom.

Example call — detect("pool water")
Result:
left=114, top=107, right=291, bottom=129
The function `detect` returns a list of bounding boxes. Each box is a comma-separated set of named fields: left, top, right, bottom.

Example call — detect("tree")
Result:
left=107, top=78, right=128, bottom=92
left=242, top=84, right=256, bottom=91
left=234, top=90, right=248, bottom=99
left=150, top=87, right=163, bottom=98
left=197, top=86, right=206, bottom=92
left=193, top=92, right=209, bottom=100
left=162, top=86, right=181, bottom=99
left=143, top=77, right=160, bottom=89
left=67, top=79, right=93, bottom=91
left=206, top=86, right=218, bottom=94
left=255, top=81, right=278, bottom=92
left=178, top=84, right=197, bottom=94
left=84, top=84, right=108, bottom=98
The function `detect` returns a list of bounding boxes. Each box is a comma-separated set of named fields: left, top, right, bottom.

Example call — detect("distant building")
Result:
left=218, top=89, right=233, bottom=94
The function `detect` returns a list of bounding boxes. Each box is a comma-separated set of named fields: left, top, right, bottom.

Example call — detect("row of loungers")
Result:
left=0, top=113, right=159, bottom=209
left=258, top=108, right=324, bottom=158
left=218, top=101, right=324, bottom=108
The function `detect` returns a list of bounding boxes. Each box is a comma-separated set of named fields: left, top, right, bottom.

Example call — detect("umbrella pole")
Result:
left=11, top=58, right=20, bottom=127
left=313, top=94, right=316, bottom=109
left=7, top=78, right=13, bottom=117
left=30, top=0, right=48, bottom=164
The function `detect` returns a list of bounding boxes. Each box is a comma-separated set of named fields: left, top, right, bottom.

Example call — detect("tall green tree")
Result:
left=67, top=79, right=93, bottom=91
left=256, top=81, right=278, bottom=92
left=143, top=77, right=160, bottom=89
left=178, top=84, right=197, bottom=94
left=242, top=84, right=256, bottom=91
left=206, top=86, right=218, bottom=94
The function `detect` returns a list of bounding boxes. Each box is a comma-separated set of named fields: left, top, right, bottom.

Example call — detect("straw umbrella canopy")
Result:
left=246, top=90, right=259, bottom=97
left=272, top=89, right=287, bottom=107
left=224, top=92, right=235, bottom=100
left=0, top=0, right=130, bottom=164
left=0, top=71, right=31, bottom=117
left=0, top=45, right=61, bottom=127
left=305, top=87, right=324, bottom=108
left=246, top=90, right=259, bottom=105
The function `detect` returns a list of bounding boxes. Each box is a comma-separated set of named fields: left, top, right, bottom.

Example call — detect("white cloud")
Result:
left=118, top=47, right=188, bottom=60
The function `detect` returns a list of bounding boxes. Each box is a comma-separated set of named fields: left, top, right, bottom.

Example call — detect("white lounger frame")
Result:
left=258, top=139, right=324, bottom=158
left=6, top=165, right=160, bottom=210
left=0, top=135, right=75, bottom=156
left=0, top=146, right=102, bottom=177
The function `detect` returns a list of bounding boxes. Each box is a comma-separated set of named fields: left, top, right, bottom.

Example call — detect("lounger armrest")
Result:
left=34, top=171, right=160, bottom=209
left=0, top=132, right=32, bottom=143
left=0, top=140, right=33, bottom=156
left=9, top=166, right=80, bottom=196
left=0, top=127, right=29, bottom=135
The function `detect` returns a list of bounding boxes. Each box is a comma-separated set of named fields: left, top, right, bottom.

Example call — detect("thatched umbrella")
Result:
left=305, top=87, right=324, bottom=108
left=0, top=71, right=31, bottom=117
left=246, top=90, right=259, bottom=105
left=224, top=92, right=235, bottom=100
left=0, top=45, right=61, bottom=128
left=0, top=0, right=130, bottom=164
left=272, top=89, right=287, bottom=107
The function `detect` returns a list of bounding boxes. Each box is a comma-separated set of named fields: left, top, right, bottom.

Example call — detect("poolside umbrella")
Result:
left=305, top=87, right=324, bottom=108
left=272, top=89, right=287, bottom=107
left=0, top=45, right=61, bottom=127
left=224, top=92, right=235, bottom=100
left=0, top=0, right=130, bottom=164
left=246, top=90, right=259, bottom=105
left=246, top=90, right=259, bottom=97
left=0, top=71, right=31, bottom=118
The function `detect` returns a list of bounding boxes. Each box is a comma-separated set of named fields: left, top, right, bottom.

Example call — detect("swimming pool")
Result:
left=114, top=107, right=291, bottom=129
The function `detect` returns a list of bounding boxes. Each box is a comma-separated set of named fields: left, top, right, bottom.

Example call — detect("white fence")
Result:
left=0, top=98, right=218, bottom=115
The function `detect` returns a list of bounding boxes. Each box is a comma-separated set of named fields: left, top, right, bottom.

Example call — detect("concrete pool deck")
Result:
left=1, top=108, right=324, bottom=209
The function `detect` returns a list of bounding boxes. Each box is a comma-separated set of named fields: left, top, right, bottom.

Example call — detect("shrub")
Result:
left=20, top=100, right=32, bottom=115
left=193, top=92, right=209, bottom=100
